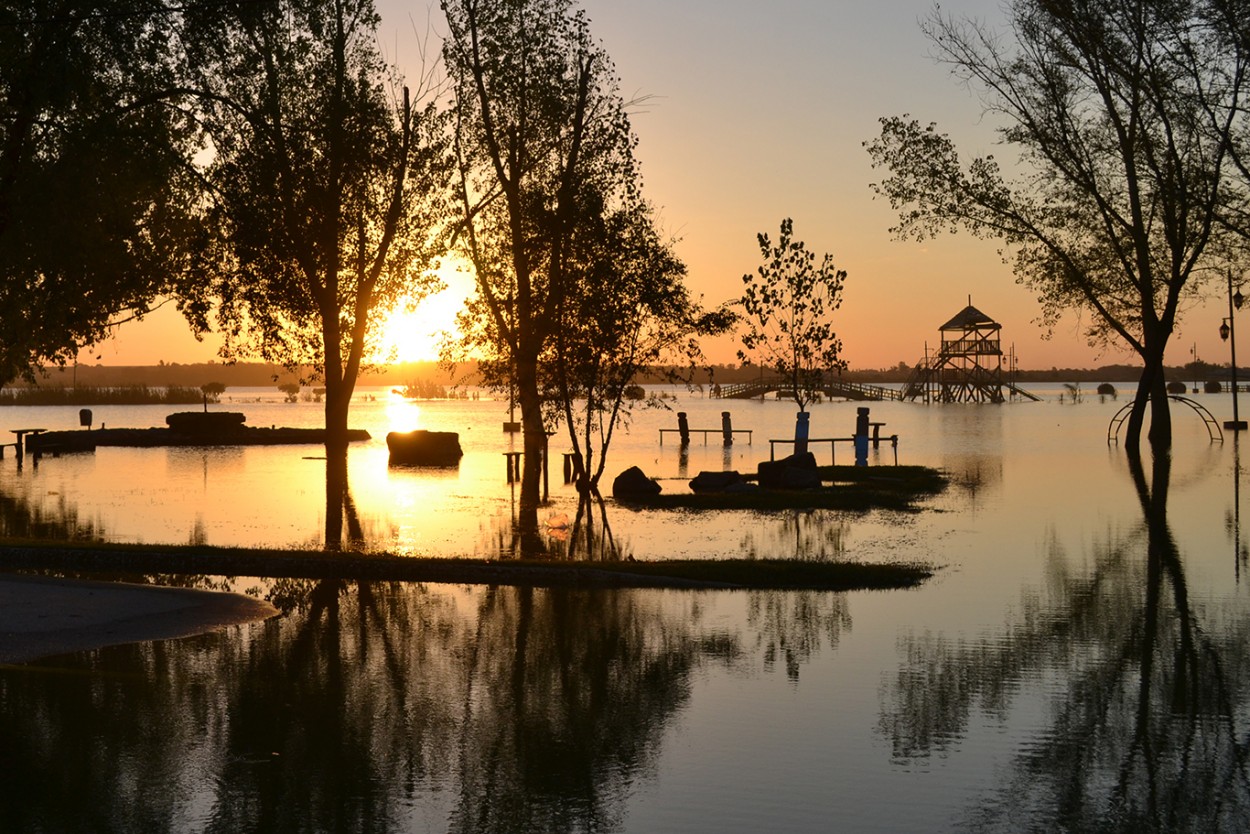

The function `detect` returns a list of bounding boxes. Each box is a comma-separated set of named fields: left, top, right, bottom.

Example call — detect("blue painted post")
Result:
left=854, top=407, right=870, bottom=466
left=794, top=411, right=810, bottom=455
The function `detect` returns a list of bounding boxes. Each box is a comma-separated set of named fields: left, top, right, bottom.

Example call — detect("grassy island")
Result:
left=625, top=464, right=948, bottom=512
left=0, top=541, right=934, bottom=591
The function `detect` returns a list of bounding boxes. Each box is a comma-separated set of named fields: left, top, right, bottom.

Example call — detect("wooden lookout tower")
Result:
left=903, top=302, right=1037, bottom=403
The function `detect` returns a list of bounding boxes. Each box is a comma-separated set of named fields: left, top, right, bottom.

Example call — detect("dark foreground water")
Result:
left=1, top=387, right=1249, bottom=832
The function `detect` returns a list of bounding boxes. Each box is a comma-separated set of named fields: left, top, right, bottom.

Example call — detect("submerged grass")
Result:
left=0, top=385, right=206, bottom=406
left=0, top=540, right=933, bottom=591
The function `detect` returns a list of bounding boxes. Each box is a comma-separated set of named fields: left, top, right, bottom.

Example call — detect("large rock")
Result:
left=689, top=470, right=744, bottom=492
left=387, top=430, right=463, bottom=466
left=166, top=412, right=247, bottom=435
left=757, top=452, right=821, bottom=490
left=613, top=466, right=662, bottom=498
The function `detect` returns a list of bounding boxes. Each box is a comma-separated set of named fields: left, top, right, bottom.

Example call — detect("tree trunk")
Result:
left=1147, top=369, right=1172, bottom=452
left=1125, top=365, right=1152, bottom=453
left=514, top=350, right=546, bottom=556
left=323, top=381, right=352, bottom=456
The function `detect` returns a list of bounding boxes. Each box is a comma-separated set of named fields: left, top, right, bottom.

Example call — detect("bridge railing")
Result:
left=712, top=376, right=903, bottom=401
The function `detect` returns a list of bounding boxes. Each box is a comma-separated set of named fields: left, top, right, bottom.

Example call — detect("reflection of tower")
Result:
left=903, top=301, right=1038, bottom=403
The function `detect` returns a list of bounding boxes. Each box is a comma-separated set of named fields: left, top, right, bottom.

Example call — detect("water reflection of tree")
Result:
left=0, top=482, right=103, bottom=541
left=0, top=582, right=736, bottom=833
left=447, top=587, right=707, bottom=832
left=749, top=589, right=852, bottom=681
left=563, top=492, right=625, bottom=561
left=879, top=450, right=1250, bottom=832
left=941, top=453, right=1003, bottom=507
left=740, top=509, right=850, bottom=561
left=324, top=450, right=365, bottom=551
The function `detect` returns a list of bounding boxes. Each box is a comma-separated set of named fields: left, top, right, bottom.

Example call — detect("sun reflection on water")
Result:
left=384, top=392, right=422, bottom=433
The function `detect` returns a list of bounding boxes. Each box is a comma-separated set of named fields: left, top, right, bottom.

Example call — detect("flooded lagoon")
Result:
left=2, top=385, right=1249, bottom=832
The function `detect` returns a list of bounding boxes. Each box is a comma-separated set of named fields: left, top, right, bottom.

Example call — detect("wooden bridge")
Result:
left=712, top=376, right=904, bottom=402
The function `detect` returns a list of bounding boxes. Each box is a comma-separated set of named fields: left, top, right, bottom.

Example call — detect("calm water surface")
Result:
left=2, top=385, right=1248, bottom=832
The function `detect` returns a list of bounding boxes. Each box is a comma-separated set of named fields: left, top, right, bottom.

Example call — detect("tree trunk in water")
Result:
left=1147, top=368, right=1172, bottom=452
left=515, top=352, right=545, bottom=557
left=1124, top=364, right=1154, bottom=453
left=1125, top=346, right=1173, bottom=453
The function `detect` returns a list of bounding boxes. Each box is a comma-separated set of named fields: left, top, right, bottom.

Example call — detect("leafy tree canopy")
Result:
left=0, top=1, right=206, bottom=387
left=738, top=218, right=847, bottom=412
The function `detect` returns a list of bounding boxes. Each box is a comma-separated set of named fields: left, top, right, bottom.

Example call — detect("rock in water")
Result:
left=757, top=451, right=821, bottom=490
left=387, top=430, right=463, bottom=466
left=689, top=470, right=744, bottom=492
left=613, top=466, right=662, bottom=498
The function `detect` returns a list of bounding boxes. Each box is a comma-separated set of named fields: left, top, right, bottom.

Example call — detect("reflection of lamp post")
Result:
left=1191, top=342, right=1199, bottom=394
left=1220, top=270, right=1247, bottom=431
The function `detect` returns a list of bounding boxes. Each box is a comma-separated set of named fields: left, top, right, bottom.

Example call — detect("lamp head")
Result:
left=1222, top=320, right=1232, bottom=341
left=1236, top=288, right=1245, bottom=310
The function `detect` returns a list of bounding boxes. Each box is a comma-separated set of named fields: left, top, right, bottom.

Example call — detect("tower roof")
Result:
left=940, top=304, right=1000, bottom=331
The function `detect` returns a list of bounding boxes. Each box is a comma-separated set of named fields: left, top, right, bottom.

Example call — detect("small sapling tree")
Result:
left=200, top=382, right=226, bottom=403
left=738, top=218, right=847, bottom=453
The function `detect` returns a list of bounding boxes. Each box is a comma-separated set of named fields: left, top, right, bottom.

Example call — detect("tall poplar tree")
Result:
left=442, top=0, right=640, bottom=524
left=181, top=0, right=447, bottom=549
left=183, top=0, right=446, bottom=454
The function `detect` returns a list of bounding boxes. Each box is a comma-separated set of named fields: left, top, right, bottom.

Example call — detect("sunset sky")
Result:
left=90, top=0, right=1235, bottom=371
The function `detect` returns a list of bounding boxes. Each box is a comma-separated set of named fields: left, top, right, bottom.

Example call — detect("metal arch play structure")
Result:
left=1107, top=395, right=1224, bottom=444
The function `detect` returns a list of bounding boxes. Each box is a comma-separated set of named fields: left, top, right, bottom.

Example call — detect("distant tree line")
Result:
left=18, top=360, right=470, bottom=390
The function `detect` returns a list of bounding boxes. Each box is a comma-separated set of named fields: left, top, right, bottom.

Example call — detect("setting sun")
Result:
left=376, top=262, right=477, bottom=363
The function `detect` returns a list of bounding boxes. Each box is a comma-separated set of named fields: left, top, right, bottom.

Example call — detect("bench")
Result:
left=768, top=435, right=900, bottom=466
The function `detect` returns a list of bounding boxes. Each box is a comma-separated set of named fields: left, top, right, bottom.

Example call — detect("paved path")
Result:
left=0, top=573, right=277, bottom=664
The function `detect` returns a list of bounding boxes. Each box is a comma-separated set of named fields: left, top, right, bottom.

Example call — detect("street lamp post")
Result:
left=1220, top=270, right=1247, bottom=431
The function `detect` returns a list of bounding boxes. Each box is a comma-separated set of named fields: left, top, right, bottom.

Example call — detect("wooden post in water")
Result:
left=722, top=412, right=733, bottom=446
left=678, top=412, right=690, bottom=446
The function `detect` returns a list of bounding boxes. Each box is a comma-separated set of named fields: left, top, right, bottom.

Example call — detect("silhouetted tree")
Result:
left=0, top=1, right=205, bottom=387
left=866, top=0, right=1246, bottom=452
left=182, top=0, right=447, bottom=454
left=546, top=197, right=731, bottom=556
left=738, top=217, right=847, bottom=453
left=442, top=0, right=643, bottom=532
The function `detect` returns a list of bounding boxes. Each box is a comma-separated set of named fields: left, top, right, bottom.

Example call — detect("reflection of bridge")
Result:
left=713, top=376, right=903, bottom=402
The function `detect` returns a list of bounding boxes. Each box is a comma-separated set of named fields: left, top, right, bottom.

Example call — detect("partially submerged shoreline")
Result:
left=0, top=573, right=278, bottom=665
left=629, top=464, right=949, bottom=512
left=0, top=541, right=934, bottom=591
left=29, top=425, right=370, bottom=451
